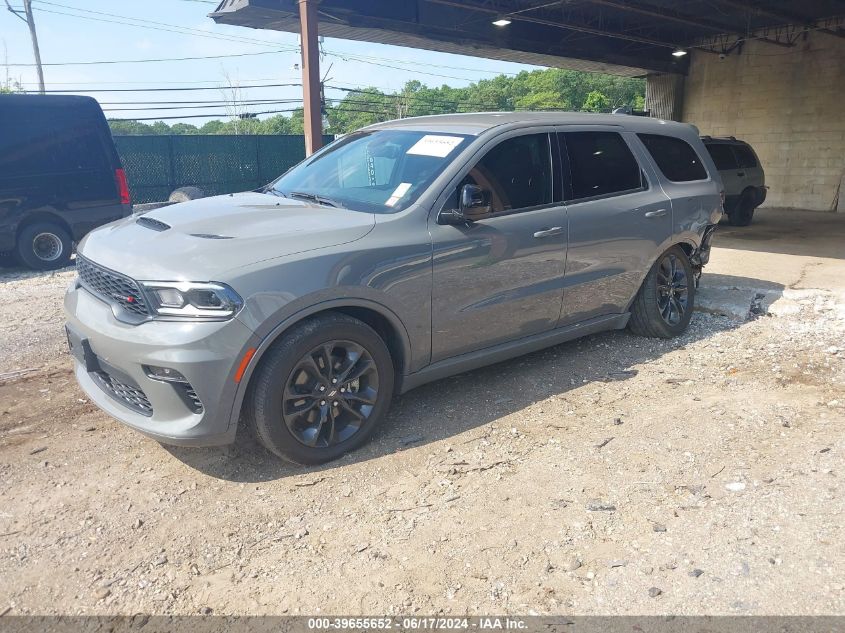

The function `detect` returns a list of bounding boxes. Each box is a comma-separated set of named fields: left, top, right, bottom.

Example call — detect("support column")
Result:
left=298, top=0, right=322, bottom=156
left=645, top=73, right=685, bottom=121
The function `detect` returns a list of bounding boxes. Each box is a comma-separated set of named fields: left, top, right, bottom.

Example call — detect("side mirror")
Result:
left=438, top=184, right=492, bottom=225
left=460, top=184, right=491, bottom=220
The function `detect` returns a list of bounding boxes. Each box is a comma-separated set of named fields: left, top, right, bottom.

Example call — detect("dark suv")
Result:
left=702, top=136, right=767, bottom=226
left=0, top=94, right=131, bottom=270
left=66, top=112, right=721, bottom=464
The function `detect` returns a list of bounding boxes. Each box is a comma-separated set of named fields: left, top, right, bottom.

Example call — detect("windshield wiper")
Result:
left=288, top=191, right=342, bottom=208
left=263, top=187, right=286, bottom=197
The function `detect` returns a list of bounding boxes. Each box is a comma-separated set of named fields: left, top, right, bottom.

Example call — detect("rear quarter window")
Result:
left=705, top=143, right=739, bottom=170
left=732, top=144, right=758, bottom=168
left=638, top=133, right=708, bottom=182
left=0, top=102, right=110, bottom=180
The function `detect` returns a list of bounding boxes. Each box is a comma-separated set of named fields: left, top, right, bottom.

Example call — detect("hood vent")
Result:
left=136, top=217, right=171, bottom=232
left=190, top=233, right=234, bottom=240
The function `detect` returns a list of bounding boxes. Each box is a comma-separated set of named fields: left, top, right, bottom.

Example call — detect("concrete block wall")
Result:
left=681, top=32, right=845, bottom=211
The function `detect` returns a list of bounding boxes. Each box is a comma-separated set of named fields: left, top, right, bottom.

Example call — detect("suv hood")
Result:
left=77, top=192, right=376, bottom=280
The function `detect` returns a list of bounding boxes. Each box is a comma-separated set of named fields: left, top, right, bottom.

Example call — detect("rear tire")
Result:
left=168, top=186, right=205, bottom=203
left=247, top=312, right=394, bottom=465
left=15, top=222, right=72, bottom=271
left=629, top=246, right=695, bottom=338
left=727, top=190, right=756, bottom=226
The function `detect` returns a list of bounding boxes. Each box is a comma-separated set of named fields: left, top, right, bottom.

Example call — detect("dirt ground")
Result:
left=1, top=209, right=843, bottom=616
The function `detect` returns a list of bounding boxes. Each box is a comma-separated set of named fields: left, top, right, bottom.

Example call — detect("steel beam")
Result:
left=713, top=0, right=845, bottom=39
left=584, top=0, right=793, bottom=48
left=424, top=0, right=685, bottom=50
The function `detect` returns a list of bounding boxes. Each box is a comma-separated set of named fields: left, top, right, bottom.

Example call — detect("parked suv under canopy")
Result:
left=65, top=112, right=722, bottom=464
left=702, top=136, right=767, bottom=226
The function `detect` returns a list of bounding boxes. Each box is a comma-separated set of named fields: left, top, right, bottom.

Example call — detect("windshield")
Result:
left=269, top=129, right=472, bottom=213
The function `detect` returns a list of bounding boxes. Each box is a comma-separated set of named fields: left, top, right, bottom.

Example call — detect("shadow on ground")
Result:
left=165, top=272, right=784, bottom=483
left=716, top=208, right=845, bottom=259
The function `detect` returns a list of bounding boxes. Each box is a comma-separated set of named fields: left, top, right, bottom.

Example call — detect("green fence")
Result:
left=113, top=134, right=334, bottom=204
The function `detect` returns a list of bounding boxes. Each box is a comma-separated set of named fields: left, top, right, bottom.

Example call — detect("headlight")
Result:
left=140, top=281, right=243, bottom=319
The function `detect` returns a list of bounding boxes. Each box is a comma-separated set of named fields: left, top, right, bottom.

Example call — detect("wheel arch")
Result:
left=228, top=299, right=413, bottom=430
left=625, top=240, right=697, bottom=313
left=15, top=211, right=73, bottom=242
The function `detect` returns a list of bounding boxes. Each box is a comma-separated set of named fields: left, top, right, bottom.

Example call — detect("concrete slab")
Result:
left=697, top=207, right=845, bottom=320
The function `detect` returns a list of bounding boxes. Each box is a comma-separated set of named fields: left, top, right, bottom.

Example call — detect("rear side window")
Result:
left=0, top=103, right=109, bottom=179
left=638, top=133, right=708, bottom=182
left=705, top=143, right=739, bottom=170
left=561, top=131, right=642, bottom=201
left=732, top=144, right=758, bottom=168
left=463, top=133, right=553, bottom=212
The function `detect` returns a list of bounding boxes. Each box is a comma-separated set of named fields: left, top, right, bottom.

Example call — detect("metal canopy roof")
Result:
left=210, top=0, right=845, bottom=77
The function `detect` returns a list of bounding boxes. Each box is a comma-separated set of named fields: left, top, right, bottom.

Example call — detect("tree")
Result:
left=582, top=90, right=610, bottom=112
left=261, top=114, right=300, bottom=135
left=105, top=67, right=646, bottom=136
left=150, top=121, right=171, bottom=135
left=199, top=120, right=226, bottom=134
left=107, top=119, right=156, bottom=135
left=170, top=122, right=199, bottom=135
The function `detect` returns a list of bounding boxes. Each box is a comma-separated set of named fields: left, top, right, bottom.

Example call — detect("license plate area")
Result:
left=65, top=326, right=100, bottom=373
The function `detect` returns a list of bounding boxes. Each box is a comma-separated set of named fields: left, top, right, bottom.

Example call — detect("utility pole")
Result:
left=22, top=0, right=44, bottom=93
left=298, top=0, right=322, bottom=156
left=6, top=0, right=44, bottom=93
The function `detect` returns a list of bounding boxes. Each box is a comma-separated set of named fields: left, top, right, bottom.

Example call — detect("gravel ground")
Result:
left=1, top=244, right=844, bottom=616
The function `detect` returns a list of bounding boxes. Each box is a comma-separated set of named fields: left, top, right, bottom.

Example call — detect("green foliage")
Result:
left=108, top=67, right=645, bottom=137
left=107, top=119, right=158, bottom=135
left=1, top=78, right=22, bottom=93
left=582, top=90, right=610, bottom=112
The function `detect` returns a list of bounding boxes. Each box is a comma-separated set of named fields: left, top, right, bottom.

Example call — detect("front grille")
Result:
left=92, top=370, right=153, bottom=416
left=77, top=256, right=150, bottom=317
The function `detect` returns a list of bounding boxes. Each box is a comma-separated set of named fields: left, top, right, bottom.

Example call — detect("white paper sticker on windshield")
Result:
left=406, top=135, right=463, bottom=158
left=385, top=182, right=412, bottom=207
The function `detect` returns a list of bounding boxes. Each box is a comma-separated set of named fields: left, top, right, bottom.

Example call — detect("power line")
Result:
left=40, top=82, right=301, bottom=93
left=109, top=105, right=390, bottom=121
left=323, top=52, right=491, bottom=83
left=17, top=1, right=529, bottom=82
left=99, top=98, right=301, bottom=105
left=324, top=50, right=523, bottom=78
left=326, top=85, right=502, bottom=111
left=32, top=3, right=292, bottom=49
left=5, top=49, right=292, bottom=67
left=18, top=77, right=296, bottom=86
left=102, top=99, right=303, bottom=112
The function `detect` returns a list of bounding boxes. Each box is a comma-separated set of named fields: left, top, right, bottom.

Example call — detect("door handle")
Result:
left=737, top=171, right=745, bottom=177
left=644, top=209, right=668, bottom=218
left=533, top=226, right=565, bottom=239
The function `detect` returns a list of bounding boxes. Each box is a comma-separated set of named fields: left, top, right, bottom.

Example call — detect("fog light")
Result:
left=144, top=365, right=188, bottom=383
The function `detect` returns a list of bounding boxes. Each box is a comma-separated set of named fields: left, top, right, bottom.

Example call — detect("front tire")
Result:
left=629, top=246, right=695, bottom=338
left=248, top=313, right=394, bottom=464
left=15, top=222, right=72, bottom=270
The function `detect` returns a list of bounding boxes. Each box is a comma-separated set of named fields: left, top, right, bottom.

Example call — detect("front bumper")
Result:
left=65, top=282, right=259, bottom=446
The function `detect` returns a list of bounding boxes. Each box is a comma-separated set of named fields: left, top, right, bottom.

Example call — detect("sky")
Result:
left=0, top=0, right=543, bottom=124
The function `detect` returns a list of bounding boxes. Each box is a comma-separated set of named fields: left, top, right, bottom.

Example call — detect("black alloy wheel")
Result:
left=248, top=312, right=394, bottom=464
left=282, top=340, right=379, bottom=448
left=656, top=252, right=689, bottom=326
left=628, top=245, right=695, bottom=339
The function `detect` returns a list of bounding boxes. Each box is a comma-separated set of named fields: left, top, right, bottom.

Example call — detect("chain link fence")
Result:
left=113, top=134, right=334, bottom=204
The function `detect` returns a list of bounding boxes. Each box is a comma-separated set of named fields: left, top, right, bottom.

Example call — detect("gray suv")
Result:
left=702, top=136, right=767, bottom=226
left=65, top=113, right=721, bottom=464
